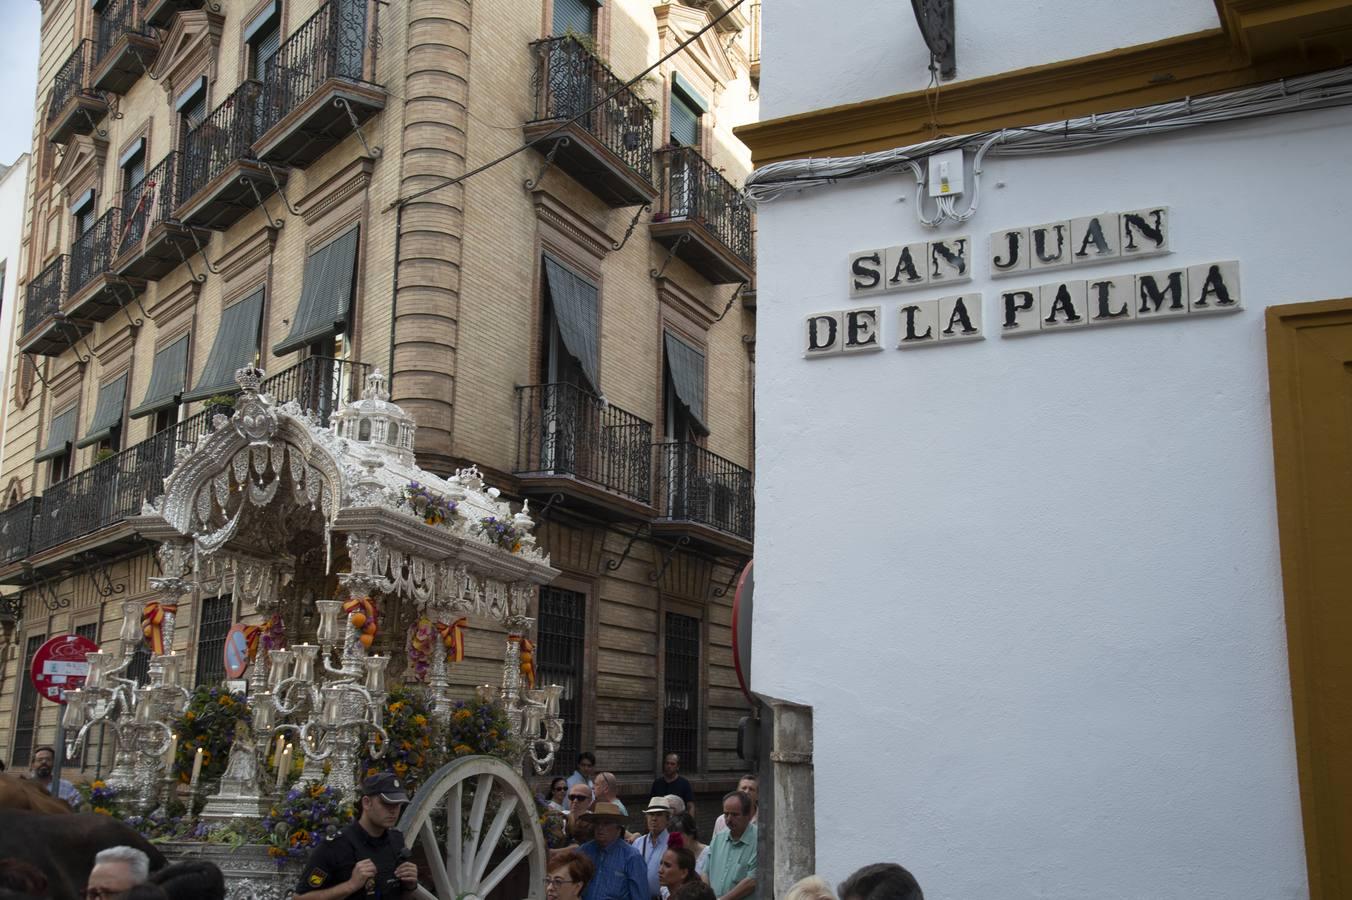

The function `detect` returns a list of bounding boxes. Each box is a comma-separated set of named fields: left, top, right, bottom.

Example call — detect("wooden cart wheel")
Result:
left=397, top=755, right=547, bottom=900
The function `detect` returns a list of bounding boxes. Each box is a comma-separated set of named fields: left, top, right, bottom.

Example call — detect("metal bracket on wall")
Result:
left=112, top=276, right=146, bottom=329
left=648, top=535, right=692, bottom=583
left=173, top=241, right=207, bottom=284
left=649, top=233, right=691, bottom=280
left=33, top=579, right=70, bottom=613
left=187, top=228, right=221, bottom=276
left=711, top=560, right=745, bottom=598
left=535, top=492, right=566, bottom=521
left=334, top=97, right=382, bottom=159
left=0, top=592, right=21, bottom=628
left=911, top=0, right=956, bottom=80
left=605, top=522, right=650, bottom=572
left=263, top=163, right=302, bottom=217
left=244, top=175, right=286, bottom=230
left=58, top=321, right=92, bottom=365
left=712, top=281, right=748, bottom=324
left=24, top=353, right=53, bottom=391
left=523, top=136, right=569, bottom=192
left=611, top=203, right=651, bottom=252
left=72, top=552, right=128, bottom=600
left=79, top=105, right=109, bottom=139
left=131, top=46, right=159, bottom=81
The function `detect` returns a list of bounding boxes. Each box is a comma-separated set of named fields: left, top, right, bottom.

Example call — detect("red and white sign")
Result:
left=30, top=634, right=99, bottom=704
left=731, top=560, right=754, bottom=703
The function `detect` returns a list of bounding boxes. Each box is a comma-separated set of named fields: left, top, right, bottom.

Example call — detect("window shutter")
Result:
left=553, top=0, right=595, bottom=37
left=669, top=92, right=701, bottom=147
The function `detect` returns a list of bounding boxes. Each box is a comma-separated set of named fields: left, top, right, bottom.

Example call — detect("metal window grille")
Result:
left=663, top=612, right=699, bottom=771
left=537, top=586, right=586, bottom=775
left=194, top=595, right=233, bottom=687
left=12, top=634, right=46, bottom=767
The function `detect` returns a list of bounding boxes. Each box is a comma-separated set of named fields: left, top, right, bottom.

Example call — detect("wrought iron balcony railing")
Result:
left=256, top=0, right=376, bottom=136
left=515, top=382, right=654, bottom=505
left=23, top=255, right=69, bottom=336
left=528, top=35, right=655, bottom=186
left=654, top=441, right=753, bottom=540
left=260, top=355, right=371, bottom=427
left=655, top=146, right=754, bottom=267
left=179, top=80, right=265, bottom=204
left=47, top=40, right=100, bottom=125
left=69, top=208, right=125, bottom=297
left=0, top=498, right=40, bottom=568
left=94, top=0, right=153, bottom=68
left=119, top=152, right=179, bottom=255
left=29, top=410, right=210, bottom=555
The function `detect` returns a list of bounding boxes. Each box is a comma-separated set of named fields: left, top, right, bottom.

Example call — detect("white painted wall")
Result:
left=758, top=0, right=1219, bottom=120
left=750, top=107, right=1349, bottom=898
left=0, top=154, right=30, bottom=476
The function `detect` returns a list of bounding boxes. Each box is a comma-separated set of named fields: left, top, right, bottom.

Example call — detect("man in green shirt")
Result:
left=703, top=790, right=757, bottom=900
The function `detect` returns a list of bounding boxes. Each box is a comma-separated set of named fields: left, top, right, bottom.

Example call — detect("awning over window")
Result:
left=273, top=228, right=360, bottom=357
left=34, top=407, right=78, bottom=462
left=183, top=290, right=265, bottom=402
left=77, top=373, right=128, bottom=448
left=543, top=255, right=600, bottom=391
left=129, top=334, right=190, bottom=419
left=664, top=331, right=708, bottom=433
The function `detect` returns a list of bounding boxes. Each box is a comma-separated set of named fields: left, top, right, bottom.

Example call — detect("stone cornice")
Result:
left=531, top=189, right=615, bottom=261
left=218, top=225, right=279, bottom=283
left=146, top=278, right=201, bottom=326
left=300, top=156, right=375, bottom=227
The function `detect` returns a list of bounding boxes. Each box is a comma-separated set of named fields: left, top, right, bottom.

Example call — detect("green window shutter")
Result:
left=663, top=332, right=708, bottom=433
left=669, top=91, right=701, bottom=147
left=76, top=373, right=129, bottom=448
left=35, top=407, right=78, bottom=462
left=553, top=0, right=594, bottom=37
left=130, top=334, right=190, bottom=419
left=272, top=227, right=360, bottom=357
left=182, top=290, right=265, bottom=402
left=542, top=255, right=600, bottom=392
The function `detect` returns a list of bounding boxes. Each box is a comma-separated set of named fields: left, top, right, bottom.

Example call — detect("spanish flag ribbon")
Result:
left=435, top=617, right=468, bottom=664
left=141, top=601, right=179, bottom=655
left=241, top=624, right=264, bottom=660
left=514, top=636, right=536, bottom=690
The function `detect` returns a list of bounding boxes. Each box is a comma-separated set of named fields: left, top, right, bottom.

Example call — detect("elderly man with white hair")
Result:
left=84, top=845, right=150, bottom=899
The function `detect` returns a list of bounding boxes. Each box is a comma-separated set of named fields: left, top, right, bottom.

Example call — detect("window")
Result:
left=540, top=256, right=598, bottom=391
left=245, top=2, right=282, bottom=82
left=71, top=189, right=96, bottom=240
left=669, top=83, right=704, bottom=148
left=663, top=612, right=699, bottom=771
left=553, top=0, right=595, bottom=37
left=538, top=586, right=586, bottom=775
left=175, top=76, right=208, bottom=146
left=662, top=332, right=708, bottom=442
left=11, top=634, right=46, bottom=767
left=36, top=406, right=78, bottom=486
left=194, top=594, right=233, bottom=687
left=119, top=138, right=146, bottom=199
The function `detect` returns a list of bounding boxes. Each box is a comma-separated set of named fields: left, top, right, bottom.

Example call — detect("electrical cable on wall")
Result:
left=744, top=67, right=1352, bottom=226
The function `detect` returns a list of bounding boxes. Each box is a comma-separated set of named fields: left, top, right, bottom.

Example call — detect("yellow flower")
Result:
left=185, top=711, right=196, bottom=721
left=93, top=806, right=110, bottom=816
left=393, top=762, right=408, bottom=777
left=219, top=695, right=233, bottom=706
left=92, top=780, right=107, bottom=790
left=390, top=702, right=405, bottom=714
left=452, top=743, right=473, bottom=756
left=268, top=847, right=285, bottom=858
left=412, top=715, right=428, bottom=727
left=453, top=709, right=471, bottom=722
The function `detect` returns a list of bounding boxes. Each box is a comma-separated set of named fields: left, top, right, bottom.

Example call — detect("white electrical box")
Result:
left=927, top=148, right=966, bottom=198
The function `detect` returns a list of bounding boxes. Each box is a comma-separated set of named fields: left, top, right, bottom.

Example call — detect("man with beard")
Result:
left=27, top=747, right=78, bottom=808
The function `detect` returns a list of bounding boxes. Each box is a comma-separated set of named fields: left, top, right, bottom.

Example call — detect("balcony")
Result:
left=524, top=35, right=657, bottom=208
left=47, top=40, right=109, bottom=145
left=144, top=0, right=206, bottom=28
left=176, top=80, right=284, bottom=230
left=115, top=152, right=208, bottom=280
left=19, top=255, right=92, bottom=357
left=514, top=382, right=655, bottom=519
left=253, top=0, right=385, bottom=169
left=68, top=208, right=147, bottom=323
left=653, top=441, right=753, bottom=555
left=0, top=498, right=40, bottom=568
left=92, top=0, right=160, bottom=94
left=652, top=147, right=755, bottom=284
left=259, top=355, right=370, bottom=426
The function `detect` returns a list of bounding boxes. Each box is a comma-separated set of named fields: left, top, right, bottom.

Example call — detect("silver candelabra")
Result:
left=478, top=616, right=564, bottom=775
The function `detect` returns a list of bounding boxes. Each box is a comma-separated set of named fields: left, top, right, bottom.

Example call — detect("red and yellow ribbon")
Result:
left=142, top=602, right=179, bottom=655
left=241, top=624, right=263, bottom=660
left=435, top=618, right=468, bottom=664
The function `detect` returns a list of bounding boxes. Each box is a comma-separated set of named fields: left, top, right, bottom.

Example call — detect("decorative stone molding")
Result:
left=299, top=156, right=375, bottom=227
left=54, top=135, right=109, bottom=199
left=157, top=10, right=225, bottom=102
left=532, top=189, right=615, bottom=262
left=657, top=275, right=720, bottom=328
left=90, top=321, right=139, bottom=367
left=654, top=4, right=737, bottom=88
left=146, top=279, right=202, bottom=330
left=218, top=225, right=279, bottom=284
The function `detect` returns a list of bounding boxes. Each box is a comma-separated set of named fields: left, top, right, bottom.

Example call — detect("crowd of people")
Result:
left=0, top=850, right=226, bottom=900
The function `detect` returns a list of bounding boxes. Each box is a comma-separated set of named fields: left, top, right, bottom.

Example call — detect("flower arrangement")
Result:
left=403, top=481, right=457, bottom=526
left=536, top=797, right=569, bottom=850
left=260, top=612, right=287, bottom=652
left=261, top=781, right=353, bottom=860
left=476, top=516, right=524, bottom=553
left=77, top=779, right=124, bottom=818
left=362, top=687, right=442, bottom=793
left=171, top=685, right=252, bottom=786
left=445, top=698, right=518, bottom=761
left=407, top=617, right=467, bottom=681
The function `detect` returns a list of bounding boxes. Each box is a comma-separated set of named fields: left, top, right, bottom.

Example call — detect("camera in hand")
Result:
left=384, top=847, right=415, bottom=893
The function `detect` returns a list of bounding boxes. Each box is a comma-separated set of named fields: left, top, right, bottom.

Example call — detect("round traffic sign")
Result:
left=731, top=560, right=753, bottom=703
left=223, top=623, right=252, bottom=679
left=30, top=634, right=99, bottom=705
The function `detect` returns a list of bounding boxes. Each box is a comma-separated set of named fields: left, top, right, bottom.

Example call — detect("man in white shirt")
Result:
left=634, top=797, right=672, bottom=898
left=712, top=775, right=757, bottom=836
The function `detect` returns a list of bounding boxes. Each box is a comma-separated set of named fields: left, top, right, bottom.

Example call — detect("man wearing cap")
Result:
left=578, top=801, right=647, bottom=900
left=293, top=773, right=419, bottom=899
left=634, top=798, right=672, bottom=899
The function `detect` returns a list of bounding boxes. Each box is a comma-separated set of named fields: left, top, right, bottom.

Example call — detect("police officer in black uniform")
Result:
left=293, top=773, right=419, bottom=899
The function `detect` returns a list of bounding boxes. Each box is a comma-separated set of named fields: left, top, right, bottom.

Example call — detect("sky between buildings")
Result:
left=0, top=3, right=41, bottom=168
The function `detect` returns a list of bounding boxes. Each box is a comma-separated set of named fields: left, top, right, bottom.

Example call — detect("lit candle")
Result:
left=276, top=744, right=292, bottom=790
left=165, top=733, right=178, bottom=769
left=274, top=734, right=287, bottom=764
left=189, top=747, right=204, bottom=790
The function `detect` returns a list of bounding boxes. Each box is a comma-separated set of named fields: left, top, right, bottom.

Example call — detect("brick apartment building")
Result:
left=0, top=0, right=758, bottom=810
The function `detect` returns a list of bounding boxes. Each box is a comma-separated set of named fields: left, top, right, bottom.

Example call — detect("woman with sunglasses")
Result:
left=545, top=776, right=569, bottom=811
left=545, top=848, right=595, bottom=900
